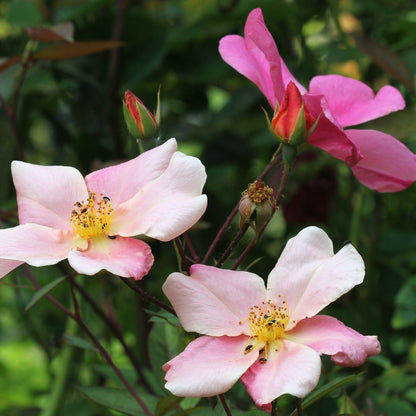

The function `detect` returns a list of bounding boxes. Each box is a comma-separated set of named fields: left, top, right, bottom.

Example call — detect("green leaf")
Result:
left=148, top=321, right=189, bottom=390
left=156, top=395, right=183, bottom=416
left=392, top=276, right=416, bottom=329
left=289, top=373, right=363, bottom=416
left=338, top=391, right=360, bottom=415
left=63, top=334, right=98, bottom=352
left=146, top=308, right=181, bottom=327
left=24, top=275, right=68, bottom=312
left=77, top=386, right=157, bottom=416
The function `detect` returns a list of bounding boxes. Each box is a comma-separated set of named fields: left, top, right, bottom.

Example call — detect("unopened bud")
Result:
left=123, top=89, right=160, bottom=140
left=266, top=82, right=316, bottom=146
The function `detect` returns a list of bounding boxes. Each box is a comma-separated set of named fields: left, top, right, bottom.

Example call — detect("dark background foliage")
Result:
left=1, top=0, right=416, bottom=415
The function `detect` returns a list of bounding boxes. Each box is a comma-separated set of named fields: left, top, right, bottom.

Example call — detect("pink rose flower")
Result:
left=162, top=227, right=380, bottom=407
left=0, top=138, right=207, bottom=280
left=219, top=8, right=416, bottom=192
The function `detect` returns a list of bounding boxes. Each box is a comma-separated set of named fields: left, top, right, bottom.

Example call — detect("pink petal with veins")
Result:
left=164, top=335, right=257, bottom=397
left=347, top=129, right=416, bottom=192
left=67, top=236, right=153, bottom=279
left=286, top=315, right=381, bottom=366
left=309, top=75, right=405, bottom=127
left=85, top=138, right=177, bottom=207
left=12, top=161, right=87, bottom=229
left=0, top=223, right=73, bottom=267
left=267, top=226, right=364, bottom=329
left=112, top=151, right=207, bottom=240
left=163, top=264, right=266, bottom=336
left=241, top=340, right=321, bottom=406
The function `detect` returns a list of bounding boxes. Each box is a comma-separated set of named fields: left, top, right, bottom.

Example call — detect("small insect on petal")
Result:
left=244, top=344, right=254, bottom=354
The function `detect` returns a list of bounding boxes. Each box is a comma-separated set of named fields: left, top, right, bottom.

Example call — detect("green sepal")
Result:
left=288, top=101, right=307, bottom=146
left=262, top=106, right=289, bottom=145
left=123, top=100, right=145, bottom=139
left=137, top=102, right=158, bottom=139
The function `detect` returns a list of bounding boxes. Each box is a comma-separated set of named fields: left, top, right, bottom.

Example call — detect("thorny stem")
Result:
left=174, top=237, right=191, bottom=273
left=68, top=277, right=80, bottom=319
left=215, top=223, right=249, bottom=268
left=24, top=267, right=153, bottom=416
left=202, top=149, right=282, bottom=264
left=121, top=278, right=176, bottom=315
left=75, top=315, right=153, bottom=416
left=72, top=279, right=154, bottom=393
left=5, top=40, right=38, bottom=161
left=218, top=394, right=232, bottom=416
left=0, top=92, right=25, bottom=162
left=231, top=163, right=291, bottom=271
left=202, top=201, right=240, bottom=264
left=183, top=232, right=200, bottom=263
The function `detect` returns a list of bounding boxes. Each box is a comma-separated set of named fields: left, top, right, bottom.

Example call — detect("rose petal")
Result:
left=347, top=129, right=416, bottom=192
left=304, top=94, right=362, bottom=166
left=112, top=151, right=207, bottom=241
left=67, top=236, right=153, bottom=280
left=286, top=315, right=380, bottom=366
left=0, top=259, right=24, bottom=279
left=219, top=35, right=276, bottom=108
left=241, top=340, right=321, bottom=406
left=163, top=335, right=258, bottom=397
left=267, top=227, right=364, bottom=328
left=163, top=264, right=267, bottom=336
left=85, top=138, right=177, bottom=208
left=0, top=223, right=73, bottom=266
left=219, top=8, right=305, bottom=108
left=12, top=161, right=88, bottom=229
left=309, top=75, right=405, bottom=127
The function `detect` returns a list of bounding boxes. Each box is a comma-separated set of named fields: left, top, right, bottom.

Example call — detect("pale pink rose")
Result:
left=219, top=8, right=416, bottom=192
left=162, top=227, right=380, bottom=407
left=0, top=138, right=207, bottom=280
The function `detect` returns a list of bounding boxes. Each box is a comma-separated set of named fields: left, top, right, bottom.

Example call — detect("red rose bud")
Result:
left=123, top=90, right=160, bottom=139
left=239, top=180, right=276, bottom=234
left=269, top=82, right=316, bottom=146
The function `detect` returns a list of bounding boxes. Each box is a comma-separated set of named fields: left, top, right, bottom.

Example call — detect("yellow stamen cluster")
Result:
left=241, top=297, right=289, bottom=364
left=70, top=192, right=114, bottom=240
left=242, top=180, right=274, bottom=205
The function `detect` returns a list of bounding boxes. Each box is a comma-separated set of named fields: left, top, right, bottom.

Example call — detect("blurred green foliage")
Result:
left=1, top=0, right=416, bottom=415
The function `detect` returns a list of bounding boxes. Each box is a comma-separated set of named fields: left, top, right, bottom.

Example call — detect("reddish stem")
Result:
left=24, top=267, right=153, bottom=416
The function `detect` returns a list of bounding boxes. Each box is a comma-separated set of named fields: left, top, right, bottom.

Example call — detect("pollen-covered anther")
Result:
left=243, top=297, right=290, bottom=363
left=70, top=192, right=114, bottom=240
left=242, top=180, right=274, bottom=205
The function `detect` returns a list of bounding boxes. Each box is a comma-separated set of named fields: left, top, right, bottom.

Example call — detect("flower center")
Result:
left=70, top=192, right=114, bottom=240
left=242, top=180, right=274, bottom=205
left=242, top=297, right=289, bottom=364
